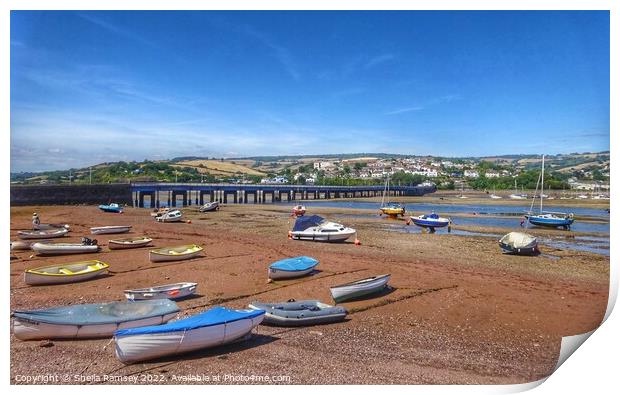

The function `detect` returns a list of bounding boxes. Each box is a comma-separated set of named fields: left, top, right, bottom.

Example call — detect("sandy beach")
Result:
left=10, top=201, right=609, bottom=385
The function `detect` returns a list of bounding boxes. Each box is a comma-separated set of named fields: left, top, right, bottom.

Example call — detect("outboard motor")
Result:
left=81, top=237, right=98, bottom=246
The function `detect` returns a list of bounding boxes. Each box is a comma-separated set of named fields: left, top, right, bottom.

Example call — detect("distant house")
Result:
left=313, top=161, right=336, bottom=170
left=464, top=170, right=479, bottom=178
left=485, top=171, right=500, bottom=178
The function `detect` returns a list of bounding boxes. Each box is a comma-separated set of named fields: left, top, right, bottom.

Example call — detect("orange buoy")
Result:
left=287, top=231, right=293, bottom=240
left=354, top=238, right=361, bottom=246
left=186, top=220, right=192, bottom=224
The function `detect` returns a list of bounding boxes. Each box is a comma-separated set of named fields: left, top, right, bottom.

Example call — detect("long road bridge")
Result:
left=131, top=182, right=436, bottom=208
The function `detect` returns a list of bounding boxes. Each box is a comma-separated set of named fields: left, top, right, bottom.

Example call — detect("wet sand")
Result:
left=10, top=203, right=609, bottom=384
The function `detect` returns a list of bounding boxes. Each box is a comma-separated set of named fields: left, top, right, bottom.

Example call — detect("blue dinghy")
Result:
left=269, top=256, right=319, bottom=280
left=99, top=203, right=123, bottom=213
left=12, top=299, right=180, bottom=340
left=114, top=306, right=265, bottom=363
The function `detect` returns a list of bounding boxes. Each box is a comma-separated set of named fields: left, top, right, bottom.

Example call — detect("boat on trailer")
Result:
left=290, top=215, right=356, bottom=242
left=12, top=299, right=179, bottom=341
left=248, top=300, right=347, bottom=326
left=114, top=306, right=265, bottom=363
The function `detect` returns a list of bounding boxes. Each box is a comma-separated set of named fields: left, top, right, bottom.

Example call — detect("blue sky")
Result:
left=10, top=11, right=610, bottom=172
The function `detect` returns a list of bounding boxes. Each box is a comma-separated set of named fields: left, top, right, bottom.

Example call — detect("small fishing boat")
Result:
left=17, top=228, right=68, bottom=240
left=149, top=244, right=203, bottom=262
left=498, top=232, right=539, bottom=255
left=114, top=306, right=265, bottom=363
left=268, top=256, right=319, bottom=280
left=24, top=260, right=109, bottom=285
left=198, top=201, right=219, bottom=212
left=290, top=215, right=356, bottom=242
left=330, top=274, right=391, bottom=303
left=410, top=213, right=450, bottom=231
left=31, top=241, right=100, bottom=256
left=248, top=300, right=347, bottom=326
left=292, top=204, right=306, bottom=217
left=34, top=223, right=71, bottom=231
left=380, top=202, right=406, bottom=216
left=155, top=209, right=183, bottom=222
left=124, top=282, right=198, bottom=301
left=12, top=299, right=179, bottom=341
left=99, top=203, right=123, bottom=213
left=151, top=207, right=171, bottom=217
left=108, top=236, right=153, bottom=250
left=90, top=225, right=132, bottom=235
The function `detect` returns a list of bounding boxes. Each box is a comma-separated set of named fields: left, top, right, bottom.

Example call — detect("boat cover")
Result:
left=12, top=299, right=179, bottom=325
left=114, top=306, right=265, bottom=336
left=270, top=256, right=318, bottom=272
left=499, top=232, right=537, bottom=249
left=293, top=215, right=325, bottom=232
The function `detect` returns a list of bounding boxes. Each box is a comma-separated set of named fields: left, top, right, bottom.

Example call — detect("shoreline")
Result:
left=10, top=204, right=609, bottom=384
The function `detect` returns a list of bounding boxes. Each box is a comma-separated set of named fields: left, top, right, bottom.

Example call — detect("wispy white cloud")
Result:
left=384, top=106, right=424, bottom=115
left=239, top=25, right=300, bottom=81
left=385, top=94, right=462, bottom=116
left=364, top=53, right=396, bottom=69
left=77, top=13, right=159, bottom=49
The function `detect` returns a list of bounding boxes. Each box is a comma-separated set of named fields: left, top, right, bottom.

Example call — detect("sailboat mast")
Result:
left=540, top=155, right=545, bottom=212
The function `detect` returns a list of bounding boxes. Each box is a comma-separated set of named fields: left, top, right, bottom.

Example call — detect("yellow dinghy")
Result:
left=149, top=244, right=203, bottom=263
left=25, top=260, right=109, bottom=286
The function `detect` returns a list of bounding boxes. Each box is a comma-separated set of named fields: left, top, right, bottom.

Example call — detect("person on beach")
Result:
left=520, top=217, right=525, bottom=227
left=32, top=213, right=40, bottom=230
left=448, top=218, right=452, bottom=233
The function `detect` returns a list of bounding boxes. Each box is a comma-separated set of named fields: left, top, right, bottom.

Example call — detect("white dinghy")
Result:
left=12, top=299, right=180, bottom=341
left=330, top=274, right=391, bottom=303
left=124, top=282, right=198, bottom=301
left=17, top=228, right=68, bottom=240
left=90, top=225, right=132, bottom=235
left=31, top=241, right=100, bottom=256
left=108, top=236, right=153, bottom=250
left=114, top=306, right=265, bottom=363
